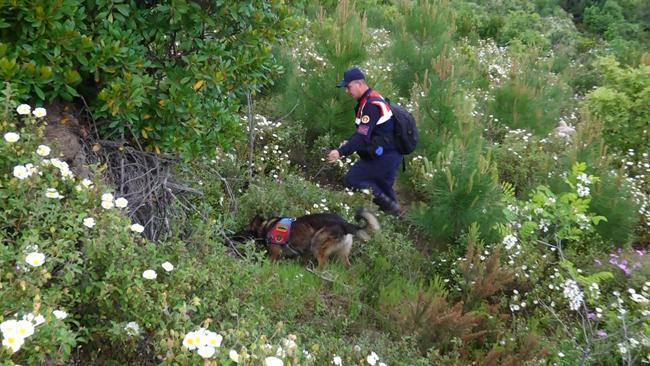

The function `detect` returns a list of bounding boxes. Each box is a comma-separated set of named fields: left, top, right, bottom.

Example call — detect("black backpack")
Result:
left=387, top=99, right=418, bottom=155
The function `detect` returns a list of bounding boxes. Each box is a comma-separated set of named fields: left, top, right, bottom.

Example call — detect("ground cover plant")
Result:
left=1, top=0, right=649, bottom=365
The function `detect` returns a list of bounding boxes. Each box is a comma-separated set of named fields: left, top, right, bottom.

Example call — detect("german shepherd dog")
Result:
left=234, top=208, right=380, bottom=269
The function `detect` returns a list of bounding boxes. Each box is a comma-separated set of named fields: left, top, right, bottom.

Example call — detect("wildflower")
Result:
left=617, top=343, right=627, bottom=354
left=81, top=178, right=93, bottom=188
left=206, top=332, right=223, bottom=348
left=229, top=349, right=240, bottom=363
left=562, top=279, right=584, bottom=311
left=630, top=293, right=649, bottom=304
left=25, top=252, right=45, bottom=267
left=367, top=351, right=379, bottom=365
left=15, top=320, right=35, bottom=338
left=161, top=261, right=174, bottom=272
left=53, top=310, right=67, bottom=320
left=503, top=234, right=518, bottom=250
left=577, top=184, right=590, bottom=197
left=16, top=104, right=31, bottom=115
left=114, top=197, right=128, bottom=208
left=332, top=355, right=342, bottom=365
left=45, top=188, right=63, bottom=199
left=32, top=315, right=45, bottom=326
left=35, top=145, right=51, bottom=156
left=125, top=321, right=140, bottom=336
left=4, top=132, right=19, bottom=143
left=198, top=345, right=216, bottom=358
left=183, top=331, right=199, bottom=350
left=596, top=330, right=607, bottom=337
left=13, top=165, right=30, bottom=180
left=265, top=357, right=284, bottom=366
left=0, top=320, right=18, bottom=335
left=83, top=217, right=96, bottom=228
left=101, top=200, right=114, bottom=209
left=2, top=333, right=24, bottom=353
left=142, top=269, right=157, bottom=280
left=558, top=352, right=565, bottom=358
left=32, top=107, right=47, bottom=118
left=130, top=223, right=145, bottom=233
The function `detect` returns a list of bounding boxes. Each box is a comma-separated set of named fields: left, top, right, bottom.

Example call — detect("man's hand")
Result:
left=327, top=149, right=340, bottom=163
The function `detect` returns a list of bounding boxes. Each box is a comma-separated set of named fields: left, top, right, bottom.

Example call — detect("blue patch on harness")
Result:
left=374, top=145, right=384, bottom=156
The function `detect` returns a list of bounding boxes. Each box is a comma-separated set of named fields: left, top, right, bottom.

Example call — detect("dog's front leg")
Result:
left=268, top=245, right=282, bottom=262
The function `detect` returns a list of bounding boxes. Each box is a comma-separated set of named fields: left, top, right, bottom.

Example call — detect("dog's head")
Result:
left=248, top=214, right=267, bottom=238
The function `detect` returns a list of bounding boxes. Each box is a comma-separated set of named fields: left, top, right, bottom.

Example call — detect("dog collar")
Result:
left=266, top=217, right=294, bottom=246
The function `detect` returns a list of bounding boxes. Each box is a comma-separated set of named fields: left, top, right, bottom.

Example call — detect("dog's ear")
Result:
left=249, top=214, right=265, bottom=234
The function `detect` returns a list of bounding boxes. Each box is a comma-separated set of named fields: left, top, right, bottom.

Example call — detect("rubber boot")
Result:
left=372, top=193, right=401, bottom=216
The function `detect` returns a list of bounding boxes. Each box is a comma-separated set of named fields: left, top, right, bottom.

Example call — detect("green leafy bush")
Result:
left=0, top=0, right=295, bottom=158
left=584, top=56, right=649, bottom=156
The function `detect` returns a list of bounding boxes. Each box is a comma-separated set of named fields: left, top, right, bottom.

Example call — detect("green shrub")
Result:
left=387, top=0, right=455, bottom=98
left=0, top=0, right=295, bottom=158
left=585, top=56, right=649, bottom=156
left=408, top=133, right=505, bottom=246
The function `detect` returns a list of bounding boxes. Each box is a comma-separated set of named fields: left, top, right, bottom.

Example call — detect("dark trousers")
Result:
left=345, top=151, right=402, bottom=201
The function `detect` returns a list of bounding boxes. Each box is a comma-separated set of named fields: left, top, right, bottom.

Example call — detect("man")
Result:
left=327, top=67, right=402, bottom=215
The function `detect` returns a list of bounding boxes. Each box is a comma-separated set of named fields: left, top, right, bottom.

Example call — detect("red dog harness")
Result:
left=266, top=218, right=294, bottom=246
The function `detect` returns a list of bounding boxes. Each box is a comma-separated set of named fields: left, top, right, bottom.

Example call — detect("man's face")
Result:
left=345, top=80, right=364, bottom=99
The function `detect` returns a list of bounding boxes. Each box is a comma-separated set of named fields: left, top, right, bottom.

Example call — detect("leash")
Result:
left=312, top=163, right=331, bottom=179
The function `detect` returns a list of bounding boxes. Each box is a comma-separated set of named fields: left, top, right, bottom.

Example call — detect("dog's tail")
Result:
left=351, top=207, right=380, bottom=242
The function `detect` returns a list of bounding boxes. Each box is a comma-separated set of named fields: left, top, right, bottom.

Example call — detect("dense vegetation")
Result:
left=1, top=0, right=648, bottom=365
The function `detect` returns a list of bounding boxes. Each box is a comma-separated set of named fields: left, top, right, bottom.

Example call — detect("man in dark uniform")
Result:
left=327, top=67, right=402, bottom=215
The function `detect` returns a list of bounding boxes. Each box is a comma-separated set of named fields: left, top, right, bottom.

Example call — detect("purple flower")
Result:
left=635, top=249, right=644, bottom=256
left=617, top=263, right=631, bottom=276
left=587, top=312, right=596, bottom=320
left=596, top=330, right=607, bottom=337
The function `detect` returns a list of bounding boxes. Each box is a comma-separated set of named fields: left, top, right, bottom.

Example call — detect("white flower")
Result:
left=617, top=343, right=627, bottom=354
left=161, top=261, right=174, bottom=272
left=198, top=346, right=216, bottom=358
left=32, top=107, right=47, bottom=118
left=81, top=178, right=93, bottom=188
left=229, top=349, right=240, bottom=363
left=36, top=145, right=51, bottom=156
left=265, top=357, right=284, bottom=366
left=502, top=234, right=518, bottom=250
left=83, top=217, right=96, bottom=228
left=183, top=331, right=200, bottom=350
left=577, top=184, right=590, bottom=197
left=367, top=351, right=379, bottom=365
left=114, top=197, right=128, bottom=208
left=0, top=320, right=18, bottom=336
left=332, top=355, right=342, bottom=365
left=142, top=269, right=157, bottom=280
left=206, top=332, right=223, bottom=348
left=53, top=310, right=67, bottom=320
left=630, top=293, right=649, bottom=304
left=2, top=333, right=24, bottom=353
left=124, top=321, right=140, bottom=336
left=32, top=315, right=45, bottom=326
left=13, top=165, right=30, bottom=180
left=15, top=320, right=35, bottom=338
left=16, top=104, right=31, bottom=115
left=130, top=223, right=145, bottom=233
left=45, top=188, right=62, bottom=199
left=25, top=252, right=45, bottom=267
left=101, top=200, right=114, bottom=209
left=562, top=279, right=584, bottom=311
left=101, top=192, right=114, bottom=201
left=558, top=352, right=565, bottom=358
left=4, top=132, right=20, bottom=143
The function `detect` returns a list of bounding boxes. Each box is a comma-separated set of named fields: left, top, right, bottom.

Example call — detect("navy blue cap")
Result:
left=336, top=67, right=365, bottom=88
